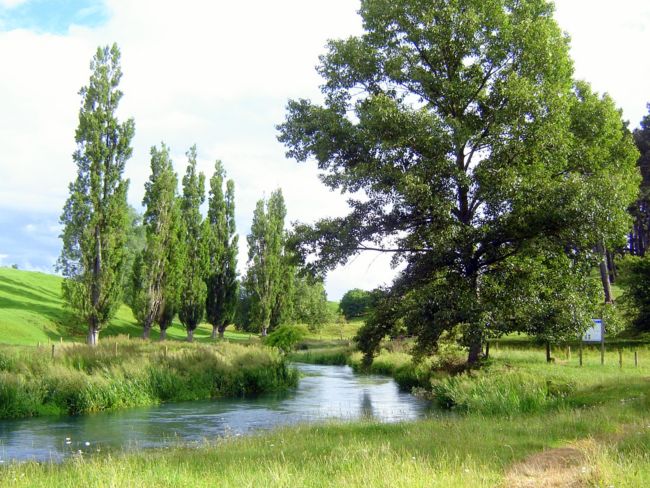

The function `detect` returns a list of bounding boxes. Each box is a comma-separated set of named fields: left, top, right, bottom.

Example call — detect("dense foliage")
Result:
left=245, top=190, right=287, bottom=336
left=279, top=0, right=640, bottom=363
left=630, top=105, right=650, bottom=255
left=177, top=146, right=208, bottom=341
left=57, top=44, right=135, bottom=345
left=131, top=144, right=180, bottom=339
left=339, top=288, right=372, bottom=320
left=205, top=162, right=239, bottom=339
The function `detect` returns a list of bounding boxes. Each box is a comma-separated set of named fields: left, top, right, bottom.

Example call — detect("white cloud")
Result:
left=0, top=0, right=28, bottom=8
left=1, top=0, right=649, bottom=299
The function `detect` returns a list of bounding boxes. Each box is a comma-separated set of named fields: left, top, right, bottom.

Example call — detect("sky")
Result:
left=0, top=0, right=649, bottom=300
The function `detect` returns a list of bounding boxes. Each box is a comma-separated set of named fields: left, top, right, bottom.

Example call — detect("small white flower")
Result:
left=84, top=442, right=90, bottom=446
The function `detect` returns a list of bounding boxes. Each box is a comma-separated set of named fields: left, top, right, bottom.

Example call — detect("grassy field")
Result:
left=0, top=267, right=257, bottom=345
left=2, top=346, right=650, bottom=486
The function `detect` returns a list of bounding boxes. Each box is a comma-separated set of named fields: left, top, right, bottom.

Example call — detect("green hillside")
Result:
left=0, top=267, right=250, bottom=345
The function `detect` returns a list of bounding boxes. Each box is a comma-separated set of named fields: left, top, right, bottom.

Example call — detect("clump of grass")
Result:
left=348, top=351, right=436, bottom=390
left=429, top=368, right=575, bottom=415
left=288, top=346, right=352, bottom=365
left=0, top=339, right=298, bottom=419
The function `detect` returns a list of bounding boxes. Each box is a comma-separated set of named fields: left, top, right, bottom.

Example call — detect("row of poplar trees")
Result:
left=128, top=146, right=239, bottom=342
left=57, top=44, right=296, bottom=344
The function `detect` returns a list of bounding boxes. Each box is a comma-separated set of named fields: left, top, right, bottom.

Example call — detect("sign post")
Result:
left=583, top=318, right=605, bottom=364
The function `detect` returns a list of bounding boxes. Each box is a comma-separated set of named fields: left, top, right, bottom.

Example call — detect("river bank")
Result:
left=0, top=363, right=427, bottom=463
left=2, top=346, right=650, bottom=485
left=0, top=338, right=297, bottom=419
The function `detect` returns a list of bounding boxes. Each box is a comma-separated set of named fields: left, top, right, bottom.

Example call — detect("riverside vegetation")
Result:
left=2, top=344, right=650, bottom=486
left=0, top=338, right=298, bottom=419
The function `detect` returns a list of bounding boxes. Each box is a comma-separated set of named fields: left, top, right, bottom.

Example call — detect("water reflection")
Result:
left=0, top=364, right=429, bottom=463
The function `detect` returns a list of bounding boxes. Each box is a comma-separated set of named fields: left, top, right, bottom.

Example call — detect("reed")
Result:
left=0, top=339, right=298, bottom=419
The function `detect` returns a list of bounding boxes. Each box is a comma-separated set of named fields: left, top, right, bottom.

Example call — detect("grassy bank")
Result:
left=0, top=267, right=255, bottom=345
left=0, top=338, right=298, bottom=419
left=2, top=376, right=649, bottom=487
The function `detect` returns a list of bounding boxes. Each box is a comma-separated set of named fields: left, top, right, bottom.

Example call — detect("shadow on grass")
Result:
left=0, top=277, right=61, bottom=305
left=0, top=279, right=79, bottom=340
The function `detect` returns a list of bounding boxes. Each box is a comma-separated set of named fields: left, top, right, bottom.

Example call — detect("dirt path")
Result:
left=503, top=445, right=591, bottom=488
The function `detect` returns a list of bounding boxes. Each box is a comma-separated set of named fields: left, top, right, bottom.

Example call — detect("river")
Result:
left=0, top=363, right=430, bottom=463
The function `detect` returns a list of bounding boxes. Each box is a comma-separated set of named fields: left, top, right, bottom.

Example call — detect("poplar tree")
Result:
left=205, top=161, right=239, bottom=339
left=131, top=144, right=179, bottom=339
left=157, top=195, right=183, bottom=340
left=57, top=44, right=135, bottom=345
left=178, top=146, right=208, bottom=342
left=247, top=190, right=286, bottom=336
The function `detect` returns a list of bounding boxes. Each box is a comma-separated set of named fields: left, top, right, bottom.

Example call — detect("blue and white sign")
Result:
left=583, top=319, right=604, bottom=343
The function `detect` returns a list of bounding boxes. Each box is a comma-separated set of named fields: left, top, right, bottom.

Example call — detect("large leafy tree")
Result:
left=292, top=276, right=332, bottom=331
left=246, top=190, right=287, bottom=336
left=57, top=44, right=135, bottom=345
left=205, top=161, right=239, bottom=339
left=178, top=146, right=208, bottom=342
left=131, top=144, right=179, bottom=339
left=278, top=0, right=639, bottom=363
left=339, top=289, right=372, bottom=320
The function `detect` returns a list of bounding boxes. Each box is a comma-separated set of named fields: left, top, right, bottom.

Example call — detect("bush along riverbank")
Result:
left=0, top=338, right=298, bottom=419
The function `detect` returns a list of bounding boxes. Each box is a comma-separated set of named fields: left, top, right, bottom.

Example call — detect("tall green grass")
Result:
left=288, top=346, right=353, bottom=365
left=0, top=338, right=298, bottom=419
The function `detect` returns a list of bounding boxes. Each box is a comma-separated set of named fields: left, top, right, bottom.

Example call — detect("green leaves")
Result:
left=178, top=146, right=208, bottom=338
left=246, top=190, right=287, bottom=334
left=205, top=161, right=239, bottom=336
left=57, top=44, right=134, bottom=344
left=279, top=0, right=640, bottom=363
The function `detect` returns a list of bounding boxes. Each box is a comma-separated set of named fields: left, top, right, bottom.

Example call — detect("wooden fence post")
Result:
left=579, top=343, right=583, bottom=367
left=635, top=350, right=638, bottom=368
left=619, top=349, right=623, bottom=368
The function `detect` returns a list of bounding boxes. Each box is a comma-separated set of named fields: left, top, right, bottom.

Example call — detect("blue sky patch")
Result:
left=0, top=0, right=109, bottom=34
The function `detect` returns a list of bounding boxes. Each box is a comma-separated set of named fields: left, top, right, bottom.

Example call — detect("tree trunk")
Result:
left=606, top=251, right=617, bottom=283
left=159, top=327, right=167, bottom=341
left=485, top=341, right=490, bottom=359
left=546, top=341, right=552, bottom=363
left=467, top=339, right=482, bottom=365
left=211, top=325, right=218, bottom=340
left=261, top=326, right=268, bottom=337
left=187, top=329, right=194, bottom=342
left=218, top=323, right=226, bottom=339
left=142, top=325, right=152, bottom=340
left=597, top=242, right=613, bottom=304
left=87, top=325, right=98, bottom=346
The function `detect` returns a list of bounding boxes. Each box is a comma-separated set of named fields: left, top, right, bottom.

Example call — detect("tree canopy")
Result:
left=205, top=161, right=239, bottom=339
left=278, top=0, right=639, bottom=363
left=246, top=190, right=287, bottom=336
left=178, top=146, right=208, bottom=342
left=339, top=288, right=373, bottom=320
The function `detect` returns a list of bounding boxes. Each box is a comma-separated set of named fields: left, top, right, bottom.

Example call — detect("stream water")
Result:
left=0, top=363, right=430, bottom=463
